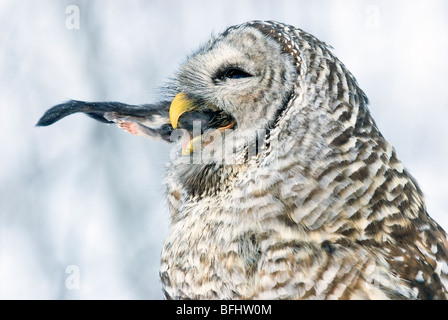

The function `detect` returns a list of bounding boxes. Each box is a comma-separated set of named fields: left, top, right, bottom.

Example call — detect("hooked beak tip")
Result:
left=169, top=92, right=195, bottom=129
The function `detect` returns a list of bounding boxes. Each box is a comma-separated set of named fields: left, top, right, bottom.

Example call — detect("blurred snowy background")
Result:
left=1, top=0, right=447, bottom=299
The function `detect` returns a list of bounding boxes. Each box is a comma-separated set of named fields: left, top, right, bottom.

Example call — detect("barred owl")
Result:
left=37, top=21, right=448, bottom=299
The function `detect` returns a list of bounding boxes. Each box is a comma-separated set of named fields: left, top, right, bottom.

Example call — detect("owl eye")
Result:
left=225, top=68, right=252, bottom=79
left=215, top=67, right=253, bottom=81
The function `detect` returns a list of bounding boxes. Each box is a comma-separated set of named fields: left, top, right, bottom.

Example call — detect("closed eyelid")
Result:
left=213, top=66, right=253, bottom=82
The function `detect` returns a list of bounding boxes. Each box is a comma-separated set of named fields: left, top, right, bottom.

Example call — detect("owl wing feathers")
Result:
left=371, top=169, right=448, bottom=299
left=384, top=215, right=448, bottom=299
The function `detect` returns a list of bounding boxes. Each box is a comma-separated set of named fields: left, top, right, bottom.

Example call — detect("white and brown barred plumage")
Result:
left=37, top=21, right=448, bottom=299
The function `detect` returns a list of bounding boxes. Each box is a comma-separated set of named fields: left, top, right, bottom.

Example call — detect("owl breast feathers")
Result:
left=37, top=20, right=448, bottom=299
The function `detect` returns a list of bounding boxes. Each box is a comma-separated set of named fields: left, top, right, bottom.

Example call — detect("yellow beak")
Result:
left=169, top=92, right=195, bottom=129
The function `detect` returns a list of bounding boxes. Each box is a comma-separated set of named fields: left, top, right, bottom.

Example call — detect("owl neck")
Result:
left=273, top=93, right=429, bottom=246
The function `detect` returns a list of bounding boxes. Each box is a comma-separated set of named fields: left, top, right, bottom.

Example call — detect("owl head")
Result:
left=170, top=22, right=297, bottom=134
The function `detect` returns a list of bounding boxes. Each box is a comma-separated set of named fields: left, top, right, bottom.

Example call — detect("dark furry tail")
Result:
left=36, top=100, right=166, bottom=126
left=36, top=99, right=174, bottom=142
